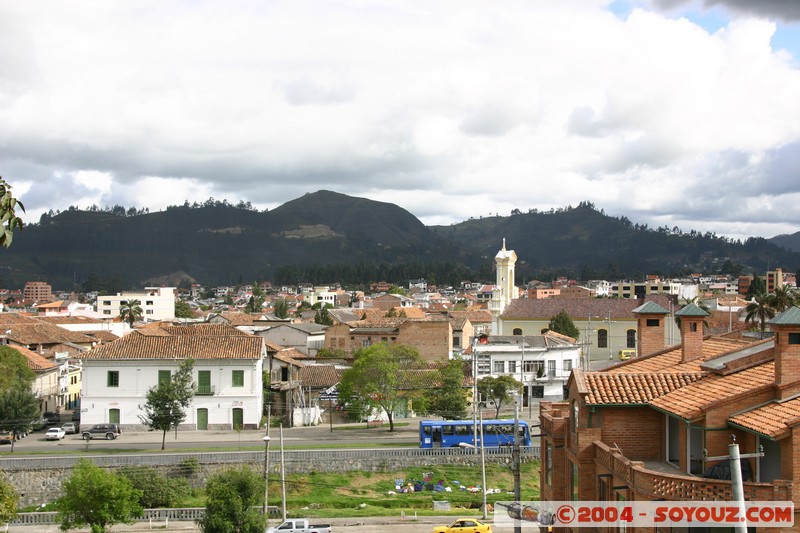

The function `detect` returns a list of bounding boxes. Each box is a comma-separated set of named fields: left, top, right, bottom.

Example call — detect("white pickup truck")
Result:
left=265, top=518, right=332, bottom=533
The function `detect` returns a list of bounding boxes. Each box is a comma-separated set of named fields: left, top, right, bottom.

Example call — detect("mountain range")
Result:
left=2, top=190, right=799, bottom=291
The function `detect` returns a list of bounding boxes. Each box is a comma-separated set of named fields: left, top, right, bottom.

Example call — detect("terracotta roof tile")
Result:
left=81, top=332, right=263, bottom=360
left=501, top=295, right=675, bottom=321
left=9, top=345, right=58, bottom=372
left=301, top=365, right=344, bottom=388
left=3, top=323, right=96, bottom=345
left=649, top=363, right=775, bottom=420
left=584, top=372, right=706, bottom=405
left=729, top=397, right=800, bottom=439
left=162, top=324, right=249, bottom=336
left=606, top=337, right=757, bottom=373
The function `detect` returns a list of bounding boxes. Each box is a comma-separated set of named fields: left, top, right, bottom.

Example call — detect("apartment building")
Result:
left=95, top=287, right=176, bottom=321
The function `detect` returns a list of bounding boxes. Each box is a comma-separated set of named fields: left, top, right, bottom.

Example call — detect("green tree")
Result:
left=769, top=285, right=797, bottom=313
left=316, top=347, right=347, bottom=359
left=0, top=475, right=18, bottom=527
left=338, top=343, right=425, bottom=431
left=547, top=310, right=580, bottom=339
left=0, top=177, right=24, bottom=248
left=314, top=306, right=333, bottom=325
left=273, top=299, right=289, bottom=319
left=424, top=360, right=468, bottom=420
left=57, top=459, right=143, bottom=533
left=197, top=466, right=265, bottom=533
left=477, top=375, right=522, bottom=418
left=746, top=272, right=767, bottom=300
left=119, top=299, right=143, bottom=327
left=0, top=346, right=36, bottom=391
left=0, top=387, right=40, bottom=452
left=174, top=299, right=194, bottom=318
left=387, top=285, right=406, bottom=295
left=745, top=292, right=776, bottom=335
left=119, top=466, right=188, bottom=508
left=138, top=359, right=195, bottom=450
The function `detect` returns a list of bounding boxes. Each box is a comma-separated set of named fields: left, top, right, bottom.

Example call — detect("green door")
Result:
left=197, top=408, right=208, bottom=430
left=232, top=408, right=244, bottom=430
left=198, top=371, right=211, bottom=395
left=109, top=408, right=120, bottom=424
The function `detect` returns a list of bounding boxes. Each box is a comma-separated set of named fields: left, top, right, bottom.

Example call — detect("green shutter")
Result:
left=158, top=370, right=171, bottom=386
left=232, top=370, right=244, bottom=387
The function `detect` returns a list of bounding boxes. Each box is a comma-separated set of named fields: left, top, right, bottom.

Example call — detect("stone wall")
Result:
left=1, top=448, right=539, bottom=507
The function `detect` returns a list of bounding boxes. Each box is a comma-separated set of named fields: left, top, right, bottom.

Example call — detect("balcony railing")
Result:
left=194, top=385, right=215, bottom=396
left=594, top=441, right=792, bottom=502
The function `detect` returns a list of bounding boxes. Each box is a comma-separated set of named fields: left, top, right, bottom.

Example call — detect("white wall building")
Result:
left=95, top=287, right=177, bottom=322
left=79, top=324, right=265, bottom=430
left=473, top=333, right=579, bottom=402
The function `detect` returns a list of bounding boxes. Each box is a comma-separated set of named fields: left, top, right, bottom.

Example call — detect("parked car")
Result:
left=45, top=427, right=66, bottom=440
left=0, top=431, right=15, bottom=444
left=43, top=411, right=60, bottom=426
left=62, top=422, right=79, bottom=434
left=431, top=518, right=493, bottom=533
left=81, top=424, right=121, bottom=441
left=266, top=519, right=332, bottom=533
left=29, top=417, right=47, bottom=431
left=71, top=410, right=81, bottom=422
left=618, top=349, right=636, bottom=361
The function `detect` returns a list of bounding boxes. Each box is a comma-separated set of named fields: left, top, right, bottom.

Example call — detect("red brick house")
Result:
left=540, top=302, right=800, bottom=530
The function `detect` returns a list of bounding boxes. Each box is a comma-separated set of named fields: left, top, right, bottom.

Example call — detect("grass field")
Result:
left=258, top=461, right=541, bottom=518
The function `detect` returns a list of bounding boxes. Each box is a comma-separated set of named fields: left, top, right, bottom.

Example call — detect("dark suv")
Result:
left=43, top=411, right=60, bottom=426
left=81, top=424, right=121, bottom=441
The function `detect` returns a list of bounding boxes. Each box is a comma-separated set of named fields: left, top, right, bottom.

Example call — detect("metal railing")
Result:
left=194, top=385, right=215, bottom=396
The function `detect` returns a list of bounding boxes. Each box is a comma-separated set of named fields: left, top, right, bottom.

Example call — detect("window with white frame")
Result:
left=493, top=361, right=504, bottom=373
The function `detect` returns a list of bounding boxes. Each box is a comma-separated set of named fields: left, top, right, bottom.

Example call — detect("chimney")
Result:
left=675, top=303, right=709, bottom=363
left=632, top=301, right=669, bottom=357
left=768, top=306, right=800, bottom=399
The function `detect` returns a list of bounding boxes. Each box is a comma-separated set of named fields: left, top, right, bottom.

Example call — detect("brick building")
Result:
left=540, top=302, right=800, bottom=530
left=23, top=281, right=53, bottom=302
left=324, top=317, right=452, bottom=362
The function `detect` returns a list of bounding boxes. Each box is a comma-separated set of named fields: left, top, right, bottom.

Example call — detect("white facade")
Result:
left=490, top=239, right=518, bottom=334
left=79, top=358, right=263, bottom=430
left=301, top=286, right=337, bottom=308
left=78, top=324, right=266, bottom=430
left=473, top=334, right=579, bottom=402
left=95, top=287, right=177, bottom=321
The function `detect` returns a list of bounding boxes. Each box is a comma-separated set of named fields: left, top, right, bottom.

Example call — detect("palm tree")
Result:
left=119, top=299, right=143, bottom=327
left=768, top=286, right=797, bottom=313
left=744, top=293, right=775, bottom=335
left=674, top=296, right=711, bottom=331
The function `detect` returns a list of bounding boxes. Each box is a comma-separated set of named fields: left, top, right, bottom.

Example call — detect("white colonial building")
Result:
left=472, top=332, right=580, bottom=403
left=95, top=287, right=177, bottom=322
left=79, top=324, right=266, bottom=430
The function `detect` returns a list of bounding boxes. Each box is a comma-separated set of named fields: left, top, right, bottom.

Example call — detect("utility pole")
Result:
left=472, top=337, right=479, bottom=454
left=705, top=436, right=763, bottom=533
left=280, top=424, right=287, bottom=521
left=512, top=393, right=521, bottom=533
left=263, top=405, right=272, bottom=528
left=479, top=394, right=488, bottom=520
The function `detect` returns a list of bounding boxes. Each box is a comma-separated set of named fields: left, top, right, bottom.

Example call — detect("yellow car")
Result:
left=431, top=518, right=493, bottom=533
left=618, top=349, right=636, bottom=361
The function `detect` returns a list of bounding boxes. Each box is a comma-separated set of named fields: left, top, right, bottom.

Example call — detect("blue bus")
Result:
left=419, top=419, right=532, bottom=448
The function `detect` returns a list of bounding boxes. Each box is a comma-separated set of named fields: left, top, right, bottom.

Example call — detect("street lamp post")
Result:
left=262, top=435, right=271, bottom=527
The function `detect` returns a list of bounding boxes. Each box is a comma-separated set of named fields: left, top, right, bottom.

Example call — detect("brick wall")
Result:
left=774, top=325, right=800, bottom=399
left=637, top=314, right=665, bottom=357
left=680, top=317, right=704, bottom=362
left=398, top=320, right=452, bottom=362
left=596, top=407, right=663, bottom=461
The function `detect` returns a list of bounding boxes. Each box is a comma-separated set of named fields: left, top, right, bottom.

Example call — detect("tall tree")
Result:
left=547, top=310, right=580, bottom=339
left=745, top=292, right=776, bottom=335
left=424, top=359, right=468, bottom=420
left=314, top=306, right=333, bottom=325
left=57, top=459, right=143, bottom=533
left=0, top=177, right=24, bottom=248
left=477, top=375, right=522, bottom=418
left=138, top=359, right=195, bottom=450
left=273, top=299, right=289, bottom=319
left=0, top=388, right=40, bottom=452
left=338, top=343, right=426, bottom=431
left=197, top=466, right=266, bottom=533
left=746, top=272, right=767, bottom=300
left=0, top=346, right=36, bottom=391
left=119, top=299, right=143, bottom=327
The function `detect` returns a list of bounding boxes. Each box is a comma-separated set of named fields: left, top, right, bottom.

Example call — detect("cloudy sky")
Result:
left=2, top=0, right=800, bottom=241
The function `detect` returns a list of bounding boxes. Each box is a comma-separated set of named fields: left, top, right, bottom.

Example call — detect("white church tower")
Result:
left=489, top=239, right=518, bottom=335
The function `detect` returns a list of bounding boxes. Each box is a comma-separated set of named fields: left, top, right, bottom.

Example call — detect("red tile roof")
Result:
left=584, top=372, right=706, bottom=405
left=729, top=397, right=800, bottom=439
left=648, top=363, right=775, bottom=420
left=81, top=328, right=263, bottom=360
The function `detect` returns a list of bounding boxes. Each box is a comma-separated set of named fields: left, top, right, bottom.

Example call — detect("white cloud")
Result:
left=1, top=0, right=799, bottom=241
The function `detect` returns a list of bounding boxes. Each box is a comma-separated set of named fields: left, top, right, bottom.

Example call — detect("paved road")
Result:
left=14, top=516, right=511, bottom=533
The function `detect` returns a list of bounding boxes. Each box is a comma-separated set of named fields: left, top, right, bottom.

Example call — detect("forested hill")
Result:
left=2, top=193, right=798, bottom=291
